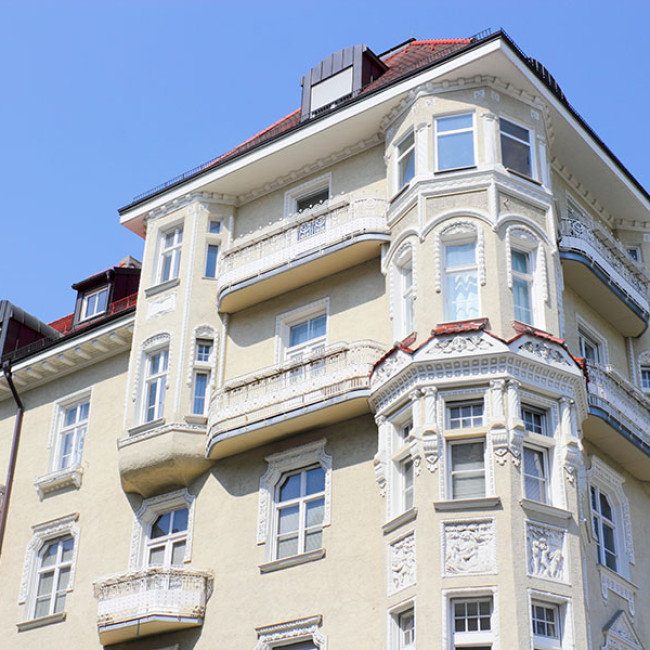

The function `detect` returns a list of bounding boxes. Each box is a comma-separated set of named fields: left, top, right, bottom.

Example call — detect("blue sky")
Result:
left=2, top=1, right=649, bottom=322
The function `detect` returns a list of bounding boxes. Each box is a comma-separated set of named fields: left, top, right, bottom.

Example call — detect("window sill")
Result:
left=185, top=414, right=208, bottom=426
left=128, top=418, right=165, bottom=437
left=390, top=183, right=410, bottom=204
left=259, top=548, right=325, bottom=574
left=434, top=165, right=477, bottom=175
left=383, top=507, right=417, bottom=535
left=145, top=277, right=180, bottom=298
left=17, top=612, right=66, bottom=632
left=434, top=496, right=501, bottom=511
left=34, top=466, right=83, bottom=499
left=505, top=167, right=541, bottom=185
left=201, top=276, right=218, bottom=281
left=520, top=499, right=572, bottom=525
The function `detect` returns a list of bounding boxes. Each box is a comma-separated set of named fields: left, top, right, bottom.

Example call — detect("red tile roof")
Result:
left=200, top=39, right=470, bottom=173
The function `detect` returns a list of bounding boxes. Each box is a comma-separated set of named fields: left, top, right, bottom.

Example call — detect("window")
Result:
left=435, top=113, right=474, bottom=171
left=452, top=597, right=494, bottom=648
left=397, top=255, right=415, bottom=337
left=591, top=485, right=617, bottom=571
left=80, top=286, right=109, bottom=320
left=531, top=601, right=561, bottom=649
left=448, top=402, right=484, bottom=429
left=391, top=415, right=415, bottom=517
left=204, top=244, right=219, bottom=278
left=626, top=246, right=641, bottom=262
left=578, top=328, right=601, bottom=363
left=32, top=536, right=74, bottom=619
left=445, top=241, right=479, bottom=321
left=450, top=441, right=486, bottom=499
left=296, top=187, right=329, bottom=212
left=286, top=312, right=327, bottom=362
left=523, top=446, right=548, bottom=504
left=395, top=608, right=415, bottom=650
left=500, top=118, right=533, bottom=177
left=512, top=248, right=534, bottom=324
left=191, top=337, right=213, bottom=416
left=208, top=219, right=222, bottom=234
left=146, top=507, right=189, bottom=567
left=274, top=466, right=325, bottom=560
left=641, top=366, right=650, bottom=390
left=158, top=226, right=183, bottom=283
left=522, top=406, right=547, bottom=436
left=143, top=348, right=168, bottom=422
left=55, top=400, right=89, bottom=471
left=396, top=132, right=415, bottom=190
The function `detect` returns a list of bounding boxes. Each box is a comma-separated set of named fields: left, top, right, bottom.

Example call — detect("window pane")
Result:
left=501, top=118, right=529, bottom=141
left=306, top=467, right=325, bottom=494
left=61, top=538, right=74, bottom=562
left=56, top=566, right=71, bottom=593
left=512, top=250, right=530, bottom=273
left=438, top=114, right=472, bottom=132
left=192, top=372, right=209, bottom=414
left=172, top=508, right=189, bottom=533
left=37, top=571, right=54, bottom=596
left=447, top=270, right=478, bottom=320
left=289, top=321, right=310, bottom=347
left=447, top=243, right=476, bottom=267
left=34, top=597, right=51, bottom=619
left=41, top=543, right=59, bottom=568
left=53, top=592, right=67, bottom=614
left=208, top=220, right=221, bottom=233
left=513, top=277, right=532, bottom=323
left=277, top=536, right=299, bottom=559
left=438, top=131, right=474, bottom=170
left=399, top=149, right=415, bottom=187
left=151, top=513, right=171, bottom=538
left=205, top=245, right=219, bottom=278
left=148, top=545, right=165, bottom=566
left=296, top=188, right=329, bottom=212
left=171, top=541, right=186, bottom=566
left=279, top=474, right=301, bottom=502
left=599, top=493, right=613, bottom=521
left=502, top=133, right=531, bottom=176
left=305, top=498, right=325, bottom=527
left=452, top=442, right=484, bottom=471
left=278, top=505, right=300, bottom=534
left=310, top=314, right=326, bottom=339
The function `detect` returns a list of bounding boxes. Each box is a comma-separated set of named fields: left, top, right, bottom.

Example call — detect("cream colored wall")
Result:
left=0, top=352, right=132, bottom=650
left=224, top=258, right=388, bottom=379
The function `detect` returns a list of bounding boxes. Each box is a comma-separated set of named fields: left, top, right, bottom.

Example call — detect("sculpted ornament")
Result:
left=443, top=520, right=496, bottom=575
left=518, top=341, right=570, bottom=366
left=389, top=533, right=416, bottom=593
left=426, top=335, right=492, bottom=356
left=527, top=523, right=565, bottom=581
left=602, top=610, right=642, bottom=649
left=371, top=353, right=408, bottom=387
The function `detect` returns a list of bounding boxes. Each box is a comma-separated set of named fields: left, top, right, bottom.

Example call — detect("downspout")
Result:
left=0, top=361, right=24, bottom=557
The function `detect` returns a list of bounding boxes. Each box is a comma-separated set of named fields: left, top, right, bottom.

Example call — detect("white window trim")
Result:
left=204, top=243, right=220, bottom=279
left=389, top=407, right=417, bottom=520
left=275, top=298, right=329, bottom=363
left=588, top=457, right=634, bottom=572
left=155, top=223, right=184, bottom=286
left=284, top=174, right=332, bottom=216
left=388, top=597, right=416, bottom=650
left=392, top=243, right=416, bottom=340
left=395, top=130, right=416, bottom=193
left=80, top=285, right=109, bottom=321
left=499, top=115, right=536, bottom=179
left=255, top=615, right=327, bottom=650
left=522, top=443, right=551, bottom=506
left=128, top=489, right=195, bottom=570
left=575, top=316, right=608, bottom=365
left=637, top=350, right=650, bottom=392
left=186, top=325, right=218, bottom=388
left=133, top=332, right=171, bottom=424
left=433, top=111, right=476, bottom=172
left=506, top=225, right=547, bottom=328
left=528, top=588, right=574, bottom=650
left=257, top=439, right=332, bottom=555
left=441, top=586, right=499, bottom=650
left=19, top=514, right=80, bottom=617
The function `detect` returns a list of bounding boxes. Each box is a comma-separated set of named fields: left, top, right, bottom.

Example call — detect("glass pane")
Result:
left=447, top=270, right=478, bottom=320
left=64, top=407, right=77, bottom=427
left=277, top=536, right=299, bottom=559
left=53, top=592, right=67, bottom=614
left=296, top=188, right=329, bottom=212
left=193, top=373, right=208, bottom=414
left=79, top=402, right=89, bottom=420
left=205, top=244, right=219, bottom=278
left=310, top=314, right=326, bottom=339
left=289, top=321, right=310, bottom=347
left=600, top=493, right=613, bottom=520
left=513, top=278, right=532, bottom=323
left=278, top=505, right=299, bottom=534
left=61, top=538, right=74, bottom=562
left=399, top=149, right=415, bottom=187
left=56, top=566, right=70, bottom=592
left=96, top=289, right=108, bottom=312
left=305, top=498, right=324, bottom=527
left=208, top=220, right=221, bottom=233
left=37, top=571, right=54, bottom=596
left=41, top=543, right=59, bottom=567
left=501, top=118, right=529, bottom=141
left=452, top=442, right=484, bottom=471
left=512, top=250, right=530, bottom=273
left=447, top=242, right=476, bottom=267
left=279, top=474, right=301, bottom=502
left=306, top=467, right=325, bottom=494
left=524, top=476, right=545, bottom=503
left=34, top=597, right=51, bottom=619
left=524, top=448, right=545, bottom=479
left=453, top=474, right=486, bottom=499
left=171, top=540, right=186, bottom=566
left=172, top=508, right=189, bottom=533
left=148, top=545, right=165, bottom=566
left=151, top=513, right=171, bottom=538
left=502, top=134, right=531, bottom=176
left=305, top=530, right=322, bottom=552
left=438, top=114, right=472, bottom=132
left=438, top=131, right=474, bottom=170
left=59, top=433, right=74, bottom=469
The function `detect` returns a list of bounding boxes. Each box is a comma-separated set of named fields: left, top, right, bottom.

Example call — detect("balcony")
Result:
left=93, top=567, right=213, bottom=645
left=207, top=340, right=385, bottom=458
left=217, top=195, right=389, bottom=312
left=584, top=362, right=650, bottom=479
left=559, top=208, right=649, bottom=336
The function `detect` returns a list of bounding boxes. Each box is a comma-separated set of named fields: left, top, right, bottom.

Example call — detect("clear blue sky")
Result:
left=1, top=1, right=648, bottom=323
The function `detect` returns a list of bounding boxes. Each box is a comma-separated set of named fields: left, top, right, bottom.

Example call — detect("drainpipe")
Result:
left=0, top=361, right=24, bottom=557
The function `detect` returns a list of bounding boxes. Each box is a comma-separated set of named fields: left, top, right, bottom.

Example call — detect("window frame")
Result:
left=389, top=599, right=416, bottom=650
left=527, top=590, right=573, bottom=650
left=156, top=224, right=183, bottom=285
left=448, top=439, right=487, bottom=501
left=145, top=506, right=190, bottom=568
left=434, top=112, right=476, bottom=172
left=522, top=444, right=550, bottom=505
left=142, top=347, right=169, bottom=423
left=80, top=285, right=109, bottom=321
left=531, top=600, right=561, bottom=649
left=511, top=246, right=535, bottom=324
left=204, top=243, right=219, bottom=279
left=450, top=595, right=495, bottom=648
left=444, top=239, right=480, bottom=322
left=626, top=246, right=641, bottom=263
left=395, top=130, right=415, bottom=191
left=284, top=174, right=332, bottom=217
left=577, top=322, right=605, bottom=364
left=640, top=365, right=650, bottom=391
left=591, top=484, right=618, bottom=572
left=53, top=393, right=90, bottom=472
left=389, top=406, right=416, bottom=519
left=276, top=299, right=329, bottom=364
left=396, top=251, right=415, bottom=338
left=500, top=116, right=535, bottom=179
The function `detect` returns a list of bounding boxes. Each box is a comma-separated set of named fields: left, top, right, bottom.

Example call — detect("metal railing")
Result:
left=217, top=195, right=388, bottom=293
left=94, top=567, right=213, bottom=628
left=209, top=340, right=385, bottom=434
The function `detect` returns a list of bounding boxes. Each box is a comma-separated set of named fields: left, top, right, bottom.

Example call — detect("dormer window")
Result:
left=80, top=286, right=109, bottom=321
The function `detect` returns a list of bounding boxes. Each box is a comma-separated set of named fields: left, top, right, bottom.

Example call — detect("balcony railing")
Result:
left=209, top=340, right=385, bottom=436
left=94, top=567, right=213, bottom=643
left=217, top=195, right=388, bottom=295
left=558, top=208, right=649, bottom=316
left=586, top=361, right=650, bottom=457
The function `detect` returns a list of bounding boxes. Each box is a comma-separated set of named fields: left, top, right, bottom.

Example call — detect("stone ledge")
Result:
left=383, top=507, right=417, bottom=535
left=17, top=612, right=66, bottom=632
left=434, top=496, right=501, bottom=511
left=144, top=277, right=180, bottom=298
left=259, top=548, right=326, bottom=574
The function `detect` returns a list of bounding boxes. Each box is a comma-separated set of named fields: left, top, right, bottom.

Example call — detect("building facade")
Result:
left=0, top=29, right=648, bottom=649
